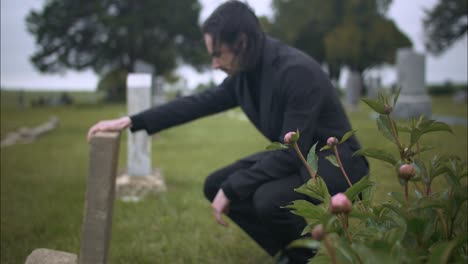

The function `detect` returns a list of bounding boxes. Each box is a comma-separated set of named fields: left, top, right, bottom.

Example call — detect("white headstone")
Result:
left=345, top=70, right=362, bottom=110
left=127, top=73, right=152, bottom=176
left=366, top=76, right=380, bottom=99
left=393, top=48, right=432, bottom=119
left=397, top=48, right=426, bottom=95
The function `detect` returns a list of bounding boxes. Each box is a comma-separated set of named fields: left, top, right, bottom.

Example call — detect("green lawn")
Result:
left=1, top=92, right=467, bottom=263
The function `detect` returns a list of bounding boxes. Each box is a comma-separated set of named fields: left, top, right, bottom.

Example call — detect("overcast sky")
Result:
left=1, top=0, right=467, bottom=91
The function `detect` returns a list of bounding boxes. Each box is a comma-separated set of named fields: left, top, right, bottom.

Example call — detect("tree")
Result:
left=423, top=0, right=468, bottom=55
left=324, top=1, right=412, bottom=73
left=269, top=0, right=342, bottom=79
left=269, top=0, right=411, bottom=101
left=26, top=0, right=207, bottom=100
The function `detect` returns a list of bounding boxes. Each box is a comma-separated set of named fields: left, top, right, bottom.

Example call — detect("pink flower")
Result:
left=284, top=131, right=297, bottom=144
left=398, top=163, right=415, bottom=180
left=311, top=224, right=325, bottom=241
left=329, top=193, right=352, bottom=214
left=327, top=137, right=338, bottom=147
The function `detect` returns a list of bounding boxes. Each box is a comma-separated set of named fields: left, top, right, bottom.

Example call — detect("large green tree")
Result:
left=270, top=0, right=343, bottom=79
left=423, top=0, right=468, bottom=55
left=324, top=1, right=411, bottom=73
left=26, top=0, right=206, bottom=100
left=268, top=0, right=411, bottom=83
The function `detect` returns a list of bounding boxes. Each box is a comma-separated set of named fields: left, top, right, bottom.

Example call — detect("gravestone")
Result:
left=25, top=249, right=77, bottom=264
left=78, top=132, right=121, bottom=264
left=116, top=73, right=166, bottom=201
left=366, top=76, right=381, bottom=99
left=345, top=70, right=362, bottom=110
left=127, top=74, right=152, bottom=176
left=25, top=132, right=121, bottom=264
left=392, top=48, right=432, bottom=119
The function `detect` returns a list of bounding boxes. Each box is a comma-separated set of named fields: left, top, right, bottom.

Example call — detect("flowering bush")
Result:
left=267, top=92, right=467, bottom=263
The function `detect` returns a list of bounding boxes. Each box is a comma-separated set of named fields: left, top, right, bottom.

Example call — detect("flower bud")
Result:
left=284, top=131, right=297, bottom=144
left=311, top=224, right=325, bottom=241
left=384, top=105, right=393, bottom=115
left=398, top=163, right=415, bottom=180
left=326, top=137, right=338, bottom=147
left=329, top=193, right=352, bottom=214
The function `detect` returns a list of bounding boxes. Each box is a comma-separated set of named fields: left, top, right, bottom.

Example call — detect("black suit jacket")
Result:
left=130, top=36, right=367, bottom=201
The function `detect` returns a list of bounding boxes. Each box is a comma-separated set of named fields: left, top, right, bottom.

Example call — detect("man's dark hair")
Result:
left=202, top=0, right=264, bottom=70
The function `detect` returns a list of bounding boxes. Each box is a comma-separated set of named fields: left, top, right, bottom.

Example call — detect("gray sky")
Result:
left=1, top=0, right=467, bottom=91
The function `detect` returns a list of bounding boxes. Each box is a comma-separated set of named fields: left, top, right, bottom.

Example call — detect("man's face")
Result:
left=204, top=34, right=240, bottom=75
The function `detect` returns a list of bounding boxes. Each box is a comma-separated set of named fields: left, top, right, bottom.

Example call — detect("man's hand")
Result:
left=87, top=116, right=132, bottom=143
left=211, top=189, right=230, bottom=227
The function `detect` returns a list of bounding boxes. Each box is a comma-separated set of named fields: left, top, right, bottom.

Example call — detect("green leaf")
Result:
left=376, top=115, right=398, bottom=144
left=419, top=145, right=435, bottom=153
left=393, top=88, right=401, bottom=106
left=266, top=142, right=289, bottom=150
left=284, top=200, right=326, bottom=220
left=339, top=130, right=356, bottom=144
left=308, top=253, right=332, bottom=264
left=423, top=215, right=438, bottom=242
left=287, top=238, right=321, bottom=250
left=349, top=209, right=377, bottom=221
left=420, top=120, right=453, bottom=134
left=427, top=240, right=459, bottom=264
left=384, top=226, right=406, bottom=245
left=382, top=203, right=408, bottom=221
left=334, top=238, right=361, bottom=263
left=305, top=177, right=331, bottom=205
left=397, top=124, right=411, bottom=133
left=325, top=155, right=339, bottom=167
left=307, top=142, right=319, bottom=173
left=319, top=145, right=331, bottom=151
left=353, top=148, right=398, bottom=166
left=407, top=217, right=426, bottom=237
left=344, top=175, right=374, bottom=201
left=292, top=129, right=300, bottom=142
left=301, top=221, right=319, bottom=236
left=409, top=198, right=446, bottom=211
left=362, top=97, right=386, bottom=115
left=295, top=184, right=325, bottom=202
left=414, top=159, right=429, bottom=185
left=410, top=119, right=453, bottom=147
left=388, top=192, right=406, bottom=206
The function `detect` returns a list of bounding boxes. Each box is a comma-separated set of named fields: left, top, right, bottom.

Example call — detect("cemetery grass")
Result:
left=1, top=94, right=467, bottom=263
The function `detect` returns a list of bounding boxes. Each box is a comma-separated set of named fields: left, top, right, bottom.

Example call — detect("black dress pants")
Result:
left=203, top=146, right=368, bottom=264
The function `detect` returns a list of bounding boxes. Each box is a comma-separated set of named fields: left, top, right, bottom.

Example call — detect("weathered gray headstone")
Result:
left=78, top=132, right=121, bottom=264
left=366, top=76, right=381, bottom=99
left=153, top=77, right=167, bottom=106
left=118, top=74, right=166, bottom=201
left=345, top=70, right=362, bottom=110
left=127, top=73, right=152, bottom=176
left=392, top=48, right=432, bottom=119
left=25, top=132, right=121, bottom=264
left=25, top=249, right=77, bottom=264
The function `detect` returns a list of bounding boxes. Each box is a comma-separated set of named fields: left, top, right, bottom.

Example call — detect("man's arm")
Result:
left=130, top=77, right=238, bottom=135
left=87, top=76, right=238, bottom=141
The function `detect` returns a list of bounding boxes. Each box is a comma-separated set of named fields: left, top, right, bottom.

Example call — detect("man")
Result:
left=87, top=1, right=368, bottom=263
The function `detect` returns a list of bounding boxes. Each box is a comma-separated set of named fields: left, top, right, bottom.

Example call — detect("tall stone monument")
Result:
left=115, top=73, right=166, bottom=201
left=392, top=48, right=432, bottom=119
left=365, top=76, right=381, bottom=100
left=345, top=70, right=362, bottom=110
left=127, top=74, right=152, bottom=176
